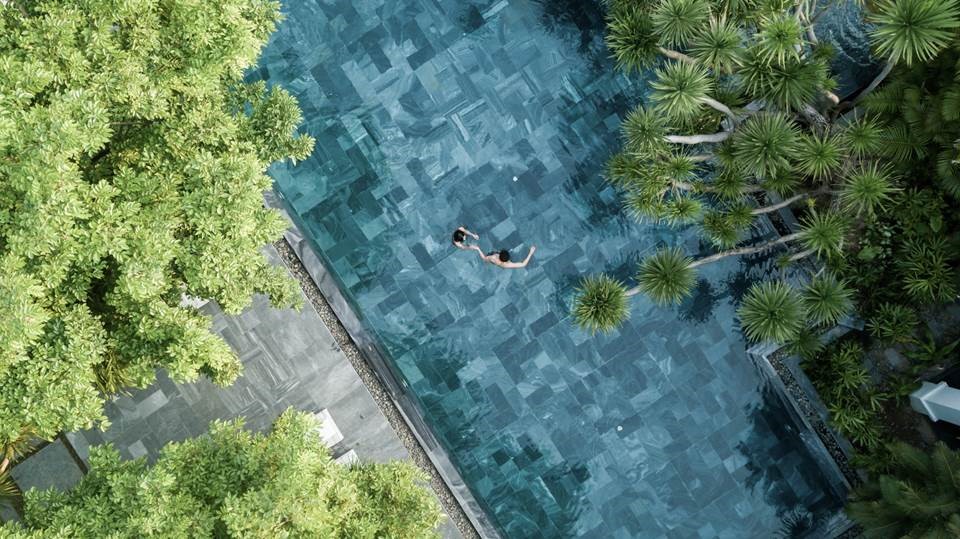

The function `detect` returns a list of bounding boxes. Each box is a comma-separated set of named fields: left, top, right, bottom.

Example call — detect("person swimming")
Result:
left=479, top=246, right=536, bottom=269
left=452, top=226, right=480, bottom=252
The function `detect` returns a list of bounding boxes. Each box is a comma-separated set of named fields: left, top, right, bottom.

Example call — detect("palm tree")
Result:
left=651, top=0, right=710, bottom=48
left=738, top=281, right=806, bottom=343
left=869, top=0, right=960, bottom=66
left=650, top=62, right=715, bottom=122
left=801, top=273, right=854, bottom=326
left=635, top=247, right=696, bottom=305
left=855, top=0, right=960, bottom=105
left=619, top=106, right=667, bottom=157
left=690, top=16, right=742, bottom=73
left=605, top=6, right=660, bottom=72
left=731, top=113, right=801, bottom=178
left=572, top=275, right=630, bottom=334
left=796, top=133, right=842, bottom=181
left=798, top=210, right=847, bottom=258
left=848, top=442, right=960, bottom=538
left=587, top=0, right=960, bottom=339
left=839, top=163, right=898, bottom=216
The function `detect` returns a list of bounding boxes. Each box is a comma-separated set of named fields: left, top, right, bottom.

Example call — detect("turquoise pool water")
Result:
left=257, top=0, right=849, bottom=536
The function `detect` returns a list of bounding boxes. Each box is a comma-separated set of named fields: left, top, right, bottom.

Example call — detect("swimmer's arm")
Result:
left=502, top=246, right=536, bottom=269
left=459, top=226, right=479, bottom=240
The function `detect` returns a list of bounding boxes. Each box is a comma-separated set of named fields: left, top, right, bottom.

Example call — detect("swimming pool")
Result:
left=258, top=0, right=849, bottom=536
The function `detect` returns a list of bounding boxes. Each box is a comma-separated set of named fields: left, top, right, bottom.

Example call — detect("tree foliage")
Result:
left=573, top=0, right=960, bottom=338
left=848, top=442, right=960, bottom=538
left=0, top=0, right=313, bottom=446
left=1, top=409, right=443, bottom=538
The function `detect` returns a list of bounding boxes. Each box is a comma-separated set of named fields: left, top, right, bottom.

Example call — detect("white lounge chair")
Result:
left=311, top=409, right=344, bottom=448
left=334, top=448, right=359, bottom=466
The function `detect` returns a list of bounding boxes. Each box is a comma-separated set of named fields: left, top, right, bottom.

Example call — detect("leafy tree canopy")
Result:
left=1, top=409, right=443, bottom=538
left=0, top=0, right=313, bottom=446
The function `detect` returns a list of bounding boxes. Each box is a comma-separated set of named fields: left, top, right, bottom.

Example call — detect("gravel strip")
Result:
left=767, top=351, right=859, bottom=484
left=274, top=239, right=481, bottom=539
left=767, top=350, right=863, bottom=538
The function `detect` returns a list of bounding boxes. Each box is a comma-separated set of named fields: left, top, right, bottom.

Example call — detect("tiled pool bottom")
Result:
left=257, top=0, right=848, bottom=536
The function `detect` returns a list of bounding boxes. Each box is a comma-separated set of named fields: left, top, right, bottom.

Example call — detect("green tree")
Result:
left=0, top=1, right=313, bottom=447
left=847, top=441, right=960, bottom=538
left=573, top=0, right=960, bottom=341
left=0, top=409, right=443, bottom=538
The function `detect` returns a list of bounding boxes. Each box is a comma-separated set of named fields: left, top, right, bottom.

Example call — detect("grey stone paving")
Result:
left=10, top=440, right=85, bottom=494
left=53, top=245, right=461, bottom=538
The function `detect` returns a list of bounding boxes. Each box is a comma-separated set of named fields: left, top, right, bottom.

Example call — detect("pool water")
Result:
left=257, top=0, right=848, bottom=536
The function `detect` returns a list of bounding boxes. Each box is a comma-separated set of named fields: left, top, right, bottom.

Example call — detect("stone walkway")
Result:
left=10, top=246, right=461, bottom=538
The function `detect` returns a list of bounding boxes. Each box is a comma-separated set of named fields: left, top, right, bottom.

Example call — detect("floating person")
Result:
left=452, top=226, right=481, bottom=252
left=480, top=246, right=536, bottom=269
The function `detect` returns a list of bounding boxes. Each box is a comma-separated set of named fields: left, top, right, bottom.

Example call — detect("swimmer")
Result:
left=479, top=246, right=536, bottom=269
left=451, top=226, right=481, bottom=253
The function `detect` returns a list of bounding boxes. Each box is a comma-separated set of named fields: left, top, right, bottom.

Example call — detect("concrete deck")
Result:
left=13, top=246, right=460, bottom=537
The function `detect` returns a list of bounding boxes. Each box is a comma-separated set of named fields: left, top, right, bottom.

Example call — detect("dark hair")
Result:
left=452, top=229, right=466, bottom=243
left=498, top=250, right=510, bottom=262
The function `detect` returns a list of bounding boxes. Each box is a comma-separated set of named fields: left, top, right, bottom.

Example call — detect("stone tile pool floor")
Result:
left=257, top=0, right=848, bottom=536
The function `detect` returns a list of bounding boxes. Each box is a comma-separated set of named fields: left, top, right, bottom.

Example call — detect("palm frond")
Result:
left=786, top=327, right=825, bottom=361
left=650, top=61, right=714, bottom=122
left=796, top=132, right=843, bottom=181
left=663, top=196, right=703, bottom=225
left=702, top=211, right=741, bottom=249
left=761, top=170, right=800, bottom=196
left=867, top=302, right=920, bottom=344
left=800, top=209, right=848, bottom=257
left=636, top=247, right=696, bottom=304
left=732, top=112, right=800, bottom=178
left=802, top=272, right=854, bottom=326
left=663, top=154, right=698, bottom=183
left=690, top=16, right=744, bottom=73
left=621, top=106, right=669, bottom=156
left=738, top=280, right=806, bottom=343
left=881, top=121, right=929, bottom=162
left=624, top=191, right=668, bottom=221
left=869, top=0, right=960, bottom=65
left=710, top=163, right=751, bottom=200
left=604, top=152, right=644, bottom=189
left=753, top=14, right=804, bottom=65
left=573, top=274, right=630, bottom=334
left=651, top=0, right=712, bottom=48
left=0, top=471, right=21, bottom=505
left=840, top=163, right=898, bottom=216
left=897, top=237, right=958, bottom=303
left=607, top=7, right=661, bottom=72
left=841, top=115, right=885, bottom=158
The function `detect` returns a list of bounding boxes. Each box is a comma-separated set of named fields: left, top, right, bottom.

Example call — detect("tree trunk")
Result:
left=701, top=97, right=737, bottom=123
left=673, top=180, right=764, bottom=194
left=665, top=131, right=731, bottom=145
left=689, top=232, right=803, bottom=268
left=658, top=47, right=696, bottom=64
left=848, top=61, right=895, bottom=108
left=787, top=248, right=816, bottom=262
left=802, top=105, right=829, bottom=129
left=750, top=191, right=818, bottom=215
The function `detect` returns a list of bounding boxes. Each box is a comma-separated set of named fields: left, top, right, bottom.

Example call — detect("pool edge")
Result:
left=266, top=191, right=499, bottom=539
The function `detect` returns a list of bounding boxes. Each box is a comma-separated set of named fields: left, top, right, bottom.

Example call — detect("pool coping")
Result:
left=266, top=191, right=494, bottom=539
left=747, top=340, right=858, bottom=537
